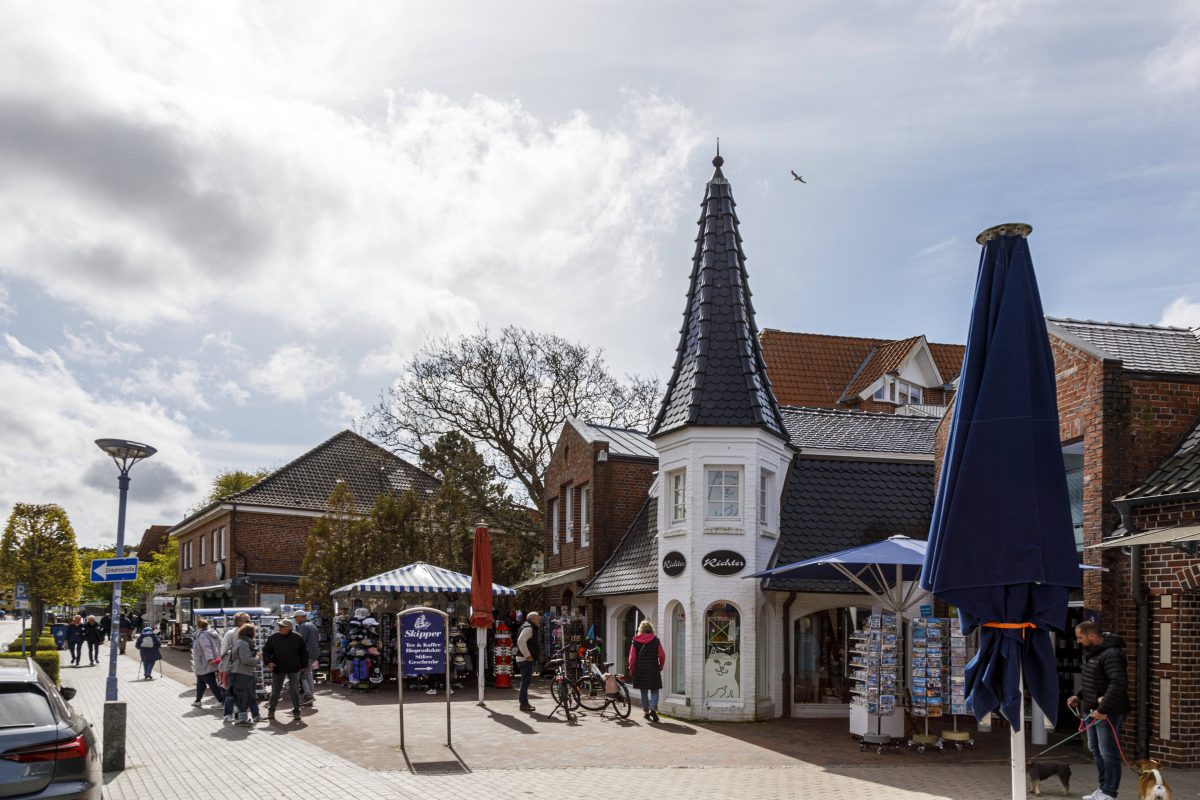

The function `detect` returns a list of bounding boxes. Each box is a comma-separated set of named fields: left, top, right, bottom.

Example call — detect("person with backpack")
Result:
left=134, top=626, right=162, bottom=680
left=229, top=623, right=262, bottom=727
left=628, top=619, right=666, bottom=723
left=66, top=615, right=86, bottom=666
left=191, top=617, right=225, bottom=707
left=84, top=616, right=103, bottom=665
left=219, top=613, right=260, bottom=724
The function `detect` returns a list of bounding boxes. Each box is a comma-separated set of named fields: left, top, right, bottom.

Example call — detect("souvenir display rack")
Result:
left=908, top=616, right=974, bottom=752
left=848, top=611, right=903, bottom=752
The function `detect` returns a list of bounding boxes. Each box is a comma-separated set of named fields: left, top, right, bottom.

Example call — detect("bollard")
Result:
left=102, top=701, right=126, bottom=773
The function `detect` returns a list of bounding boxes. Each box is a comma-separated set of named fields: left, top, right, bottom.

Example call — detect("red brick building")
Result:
left=168, top=430, right=437, bottom=614
left=517, top=418, right=656, bottom=623
left=760, top=329, right=965, bottom=415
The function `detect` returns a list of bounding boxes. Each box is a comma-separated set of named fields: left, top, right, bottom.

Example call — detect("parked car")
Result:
left=0, top=657, right=100, bottom=799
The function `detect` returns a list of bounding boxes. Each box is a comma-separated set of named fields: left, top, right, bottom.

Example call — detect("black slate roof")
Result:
left=1120, top=418, right=1200, bottom=501
left=765, top=457, right=935, bottom=592
left=568, top=418, right=656, bottom=460
left=225, top=430, right=438, bottom=515
left=780, top=406, right=938, bottom=455
left=1047, top=317, right=1200, bottom=375
left=650, top=156, right=789, bottom=441
left=580, top=497, right=658, bottom=597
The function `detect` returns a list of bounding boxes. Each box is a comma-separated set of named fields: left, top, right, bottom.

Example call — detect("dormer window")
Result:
left=873, top=377, right=923, bottom=405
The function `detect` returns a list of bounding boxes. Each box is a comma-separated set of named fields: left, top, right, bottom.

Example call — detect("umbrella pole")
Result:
left=1010, top=672, right=1025, bottom=800
left=477, top=628, right=485, bottom=704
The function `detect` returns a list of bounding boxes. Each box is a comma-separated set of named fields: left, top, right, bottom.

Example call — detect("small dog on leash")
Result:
left=1134, top=759, right=1172, bottom=800
left=1025, top=759, right=1072, bottom=796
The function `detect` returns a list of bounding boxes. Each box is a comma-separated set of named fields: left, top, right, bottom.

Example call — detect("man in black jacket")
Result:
left=263, top=618, right=308, bottom=720
left=1067, top=620, right=1130, bottom=800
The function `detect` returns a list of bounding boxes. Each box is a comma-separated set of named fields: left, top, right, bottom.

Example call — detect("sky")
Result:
left=1, top=1, right=1198, bottom=547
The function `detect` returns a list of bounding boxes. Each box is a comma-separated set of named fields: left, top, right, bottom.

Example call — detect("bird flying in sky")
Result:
left=790, top=170, right=806, bottom=183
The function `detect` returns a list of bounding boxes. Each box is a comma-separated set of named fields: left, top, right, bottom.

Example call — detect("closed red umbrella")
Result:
left=470, top=522, right=494, bottom=702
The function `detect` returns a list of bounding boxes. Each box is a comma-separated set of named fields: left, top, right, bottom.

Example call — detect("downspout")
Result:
left=1114, top=497, right=1151, bottom=760
left=781, top=591, right=797, bottom=719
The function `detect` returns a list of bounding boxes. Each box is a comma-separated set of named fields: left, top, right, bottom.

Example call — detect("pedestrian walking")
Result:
left=117, top=612, right=133, bottom=654
left=84, top=616, right=103, bottom=665
left=131, top=610, right=143, bottom=633
left=100, top=613, right=111, bottom=641
left=159, top=617, right=171, bottom=644
left=190, top=618, right=225, bottom=707
left=134, top=626, right=162, bottom=680
left=1067, top=620, right=1131, bottom=800
left=229, top=623, right=261, bottom=727
left=514, top=611, right=540, bottom=712
left=263, top=618, right=307, bottom=721
left=293, top=610, right=319, bottom=707
left=66, top=615, right=86, bottom=666
left=220, top=613, right=261, bottom=723
left=628, top=620, right=665, bottom=723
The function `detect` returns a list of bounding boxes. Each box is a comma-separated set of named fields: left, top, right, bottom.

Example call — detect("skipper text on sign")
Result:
left=90, top=557, right=140, bottom=583
left=401, top=612, right=446, bottom=676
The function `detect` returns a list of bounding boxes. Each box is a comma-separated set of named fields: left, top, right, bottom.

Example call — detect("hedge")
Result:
left=7, top=636, right=58, bottom=652
left=0, top=650, right=62, bottom=683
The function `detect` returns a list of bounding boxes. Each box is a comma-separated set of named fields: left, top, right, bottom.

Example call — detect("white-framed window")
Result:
left=580, top=485, right=590, bottom=548
left=565, top=486, right=575, bottom=543
left=759, top=469, right=770, bottom=526
left=873, top=377, right=924, bottom=405
left=218, top=526, right=226, bottom=560
left=200, top=534, right=206, bottom=566
left=670, top=470, right=687, bottom=524
left=183, top=540, right=193, bottom=570
left=671, top=603, right=687, bottom=696
left=706, top=468, right=741, bottom=519
left=550, top=498, right=559, bottom=555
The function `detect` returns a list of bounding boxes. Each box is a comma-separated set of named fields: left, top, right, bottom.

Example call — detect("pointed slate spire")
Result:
left=650, top=154, right=790, bottom=441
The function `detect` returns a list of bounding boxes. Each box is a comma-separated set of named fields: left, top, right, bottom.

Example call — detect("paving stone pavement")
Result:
left=8, top=621, right=1200, bottom=800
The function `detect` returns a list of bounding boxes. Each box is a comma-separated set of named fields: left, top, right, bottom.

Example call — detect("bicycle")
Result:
left=545, top=651, right=580, bottom=722
left=574, top=653, right=631, bottom=719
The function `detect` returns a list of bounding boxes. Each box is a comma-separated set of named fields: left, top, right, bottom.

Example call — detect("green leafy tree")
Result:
left=126, top=538, right=179, bottom=604
left=191, top=468, right=271, bottom=513
left=298, top=482, right=370, bottom=614
left=78, top=546, right=117, bottom=606
left=0, top=504, right=84, bottom=650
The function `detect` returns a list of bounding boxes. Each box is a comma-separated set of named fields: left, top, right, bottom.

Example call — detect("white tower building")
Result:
left=649, top=153, right=794, bottom=721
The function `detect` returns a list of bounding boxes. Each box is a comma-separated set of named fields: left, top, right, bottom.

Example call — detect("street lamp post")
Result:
left=94, top=438, right=156, bottom=773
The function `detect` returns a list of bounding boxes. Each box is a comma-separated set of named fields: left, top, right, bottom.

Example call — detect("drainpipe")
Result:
left=781, top=591, right=797, bottom=719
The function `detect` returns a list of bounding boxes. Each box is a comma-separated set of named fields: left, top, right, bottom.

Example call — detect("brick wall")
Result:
left=234, top=511, right=317, bottom=575
left=177, top=511, right=233, bottom=588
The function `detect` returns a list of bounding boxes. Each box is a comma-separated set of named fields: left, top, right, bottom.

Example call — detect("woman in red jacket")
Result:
left=628, top=620, right=666, bottom=722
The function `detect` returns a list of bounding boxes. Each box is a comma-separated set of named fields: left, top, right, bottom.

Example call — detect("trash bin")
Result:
left=50, top=623, right=68, bottom=650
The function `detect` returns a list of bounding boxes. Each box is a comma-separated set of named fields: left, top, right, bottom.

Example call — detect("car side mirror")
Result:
left=60, top=686, right=77, bottom=701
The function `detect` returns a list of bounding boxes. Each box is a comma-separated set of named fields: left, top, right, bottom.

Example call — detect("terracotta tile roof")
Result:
left=760, top=330, right=966, bottom=408
left=650, top=158, right=788, bottom=441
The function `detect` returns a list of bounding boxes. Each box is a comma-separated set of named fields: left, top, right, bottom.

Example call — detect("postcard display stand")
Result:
left=849, top=610, right=903, bottom=753
left=907, top=616, right=973, bottom=752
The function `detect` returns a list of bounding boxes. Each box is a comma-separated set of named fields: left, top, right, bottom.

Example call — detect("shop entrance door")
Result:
left=792, top=607, right=869, bottom=717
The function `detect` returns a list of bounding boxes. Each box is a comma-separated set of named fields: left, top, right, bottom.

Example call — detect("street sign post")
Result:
left=397, top=606, right=451, bottom=749
left=90, top=557, right=140, bottom=583
left=15, top=583, right=28, bottom=658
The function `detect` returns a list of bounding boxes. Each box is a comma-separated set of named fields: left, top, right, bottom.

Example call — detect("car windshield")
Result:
left=0, top=685, right=55, bottom=728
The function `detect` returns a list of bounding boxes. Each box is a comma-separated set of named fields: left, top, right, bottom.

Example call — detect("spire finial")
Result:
left=713, top=137, right=723, bottom=168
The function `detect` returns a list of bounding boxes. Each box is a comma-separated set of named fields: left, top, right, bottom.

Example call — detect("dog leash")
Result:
left=1064, top=706, right=1140, bottom=774
left=1027, top=712, right=1101, bottom=761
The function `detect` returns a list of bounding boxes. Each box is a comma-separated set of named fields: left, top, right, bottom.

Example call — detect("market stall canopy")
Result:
left=1089, top=523, right=1200, bottom=549
left=512, top=566, right=589, bottom=590
left=331, top=561, right=516, bottom=597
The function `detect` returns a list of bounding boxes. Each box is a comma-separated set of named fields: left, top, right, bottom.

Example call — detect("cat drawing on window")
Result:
left=705, top=650, right=740, bottom=698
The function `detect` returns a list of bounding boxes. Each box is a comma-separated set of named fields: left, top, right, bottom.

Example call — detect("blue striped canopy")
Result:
left=330, top=561, right=516, bottom=597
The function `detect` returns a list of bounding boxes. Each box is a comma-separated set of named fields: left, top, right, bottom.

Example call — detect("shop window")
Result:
left=704, top=603, right=740, bottom=699
left=621, top=606, right=644, bottom=668
left=792, top=607, right=869, bottom=704
left=670, top=469, right=687, bottom=523
left=671, top=604, right=686, bottom=695
left=580, top=485, right=590, bottom=548
left=550, top=498, right=559, bottom=555
left=706, top=468, right=740, bottom=520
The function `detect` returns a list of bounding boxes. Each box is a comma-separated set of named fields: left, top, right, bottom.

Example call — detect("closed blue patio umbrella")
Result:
left=920, top=224, right=1080, bottom=800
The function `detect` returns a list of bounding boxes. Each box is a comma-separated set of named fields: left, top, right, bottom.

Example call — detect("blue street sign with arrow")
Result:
left=90, top=557, right=140, bottom=583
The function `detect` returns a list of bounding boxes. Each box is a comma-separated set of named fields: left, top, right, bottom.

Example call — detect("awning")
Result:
left=173, top=582, right=232, bottom=595
left=513, top=566, right=590, bottom=591
left=1089, top=524, right=1200, bottom=550
left=331, top=562, right=516, bottom=597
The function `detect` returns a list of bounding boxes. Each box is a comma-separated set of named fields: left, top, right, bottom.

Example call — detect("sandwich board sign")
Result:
left=397, top=606, right=451, bottom=749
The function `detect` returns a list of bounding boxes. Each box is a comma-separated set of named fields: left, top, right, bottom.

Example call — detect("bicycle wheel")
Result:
left=612, top=683, right=632, bottom=718
left=574, top=675, right=607, bottom=711
left=556, top=677, right=578, bottom=712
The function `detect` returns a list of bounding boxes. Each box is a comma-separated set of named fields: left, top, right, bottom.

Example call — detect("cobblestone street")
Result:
left=10, top=621, right=1199, bottom=800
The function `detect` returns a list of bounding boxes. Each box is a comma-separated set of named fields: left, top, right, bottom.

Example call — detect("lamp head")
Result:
left=95, top=438, right=157, bottom=474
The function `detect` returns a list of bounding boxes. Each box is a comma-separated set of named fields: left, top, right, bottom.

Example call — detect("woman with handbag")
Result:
left=229, top=623, right=261, bottom=727
left=134, top=626, right=162, bottom=680
left=191, top=618, right=226, bottom=707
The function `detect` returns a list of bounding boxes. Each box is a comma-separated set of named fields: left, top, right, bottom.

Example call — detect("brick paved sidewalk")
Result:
left=7, top=620, right=1198, bottom=800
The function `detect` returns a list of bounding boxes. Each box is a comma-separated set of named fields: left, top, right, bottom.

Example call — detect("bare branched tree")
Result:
left=365, top=326, right=660, bottom=511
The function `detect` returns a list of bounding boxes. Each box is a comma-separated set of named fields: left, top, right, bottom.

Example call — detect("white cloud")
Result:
left=0, top=334, right=208, bottom=547
left=1160, top=297, right=1200, bottom=329
left=118, top=358, right=213, bottom=411
left=0, top=282, right=12, bottom=322
left=321, top=391, right=366, bottom=430
left=1145, top=1, right=1200, bottom=92
left=250, top=344, right=341, bottom=403
left=62, top=326, right=141, bottom=364
left=218, top=380, right=249, bottom=406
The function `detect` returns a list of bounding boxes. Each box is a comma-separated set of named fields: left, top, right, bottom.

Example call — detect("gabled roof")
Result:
left=780, top=406, right=939, bottom=456
left=1119, top=417, right=1200, bottom=502
left=567, top=418, right=656, bottom=460
left=580, top=497, right=658, bottom=597
left=759, top=329, right=965, bottom=408
left=766, top=458, right=935, bottom=592
left=650, top=156, right=788, bottom=441
left=1047, top=318, right=1200, bottom=375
